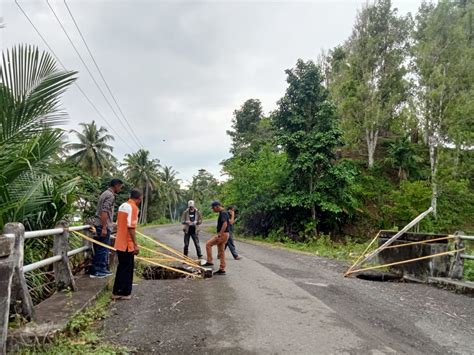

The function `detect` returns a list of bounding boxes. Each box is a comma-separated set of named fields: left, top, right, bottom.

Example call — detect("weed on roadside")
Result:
left=17, top=287, right=129, bottom=355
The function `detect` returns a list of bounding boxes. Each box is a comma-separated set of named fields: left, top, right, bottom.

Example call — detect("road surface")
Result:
left=103, top=223, right=474, bottom=354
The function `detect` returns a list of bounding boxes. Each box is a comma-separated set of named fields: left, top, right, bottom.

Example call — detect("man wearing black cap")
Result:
left=203, top=201, right=230, bottom=275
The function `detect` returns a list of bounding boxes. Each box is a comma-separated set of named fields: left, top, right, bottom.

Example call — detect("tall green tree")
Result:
left=274, top=59, right=354, bottom=234
left=66, top=121, right=116, bottom=177
left=329, top=0, right=410, bottom=168
left=0, top=45, right=78, bottom=229
left=412, top=0, right=474, bottom=216
left=123, top=149, right=161, bottom=224
left=189, top=169, right=219, bottom=213
left=227, top=99, right=267, bottom=156
left=160, top=165, right=181, bottom=221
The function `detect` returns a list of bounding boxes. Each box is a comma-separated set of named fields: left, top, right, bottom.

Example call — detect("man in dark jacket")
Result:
left=181, top=200, right=203, bottom=259
left=91, top=178, right=123, bottom=278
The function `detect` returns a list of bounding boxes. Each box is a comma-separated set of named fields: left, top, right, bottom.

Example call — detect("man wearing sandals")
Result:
left=112, top=189, right=142, bottom=301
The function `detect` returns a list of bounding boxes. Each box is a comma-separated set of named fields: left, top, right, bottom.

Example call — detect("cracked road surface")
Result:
left=103, top=223, right=474, bottom=354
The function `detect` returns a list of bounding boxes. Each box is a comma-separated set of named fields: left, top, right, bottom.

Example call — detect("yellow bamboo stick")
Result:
left=74, top=230, right=198, bottom=268
left=136, top=231, right=201, bottom=267
left=344, top=231, right=381, bottom=277
left=139, top=257, right=175, bottom=263
left=135, top=256, right=200, bottom=278
left=382, top=235, right=456, bottom=250
left=72, top=231, right=201, bottom=278
left=138, top=243, right=203, bottom=269
left=346, top=248, right=465, bottom=275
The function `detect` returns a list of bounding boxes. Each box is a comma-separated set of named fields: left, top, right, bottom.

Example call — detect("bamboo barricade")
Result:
left=136, top=231, right=201, bottom=267
left=349, top=207, right=434, bottom=274
left=345, top=231, right=463, bottom=277
left=346, top=248, right=465, bottom=275
left=72, top=231, right=201, bottom=278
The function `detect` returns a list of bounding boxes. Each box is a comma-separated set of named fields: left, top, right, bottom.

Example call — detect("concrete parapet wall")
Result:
left=378, top=231, right=450, bottom=280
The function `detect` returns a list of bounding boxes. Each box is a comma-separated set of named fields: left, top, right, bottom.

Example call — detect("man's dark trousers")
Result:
left=226, top=233, right=239, bottom=259
left=113, top=250, right=134, bottom=296
left=184, top=230, right=202, bottom=258
left=92, top=225, right=111, bottom=274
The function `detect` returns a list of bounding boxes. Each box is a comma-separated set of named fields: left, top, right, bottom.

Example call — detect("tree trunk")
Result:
left=168, top=201, right=173, bottom=222
left=453, top=140, right=461, bottom=177
left=428, top=135, right=438, bottom=218
left=139, top=199, right=144, bottom=225
left=309, top=174, right=317, bottom=236
left=366, top=128, right=379, bottom=168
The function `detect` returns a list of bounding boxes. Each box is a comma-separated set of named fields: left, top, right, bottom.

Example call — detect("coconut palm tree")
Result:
left=123, top=149, right=161, bottom=224
left=0, top=45, right=78, bottom=228
left=161, top=166, right=182, bottom=221
left=66, top=121, right=116, bottom=176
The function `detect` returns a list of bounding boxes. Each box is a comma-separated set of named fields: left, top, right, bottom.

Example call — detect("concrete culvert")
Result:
left=355, top=271, right=403, bottom=282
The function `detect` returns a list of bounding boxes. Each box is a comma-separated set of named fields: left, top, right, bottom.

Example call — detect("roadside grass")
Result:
left=17, top=286, right=129, bottom=354
left=241, top=234, right=371, bottom=263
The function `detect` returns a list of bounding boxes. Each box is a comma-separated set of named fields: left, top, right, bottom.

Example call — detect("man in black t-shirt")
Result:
left=203, top=201, right=230, bottom=275
left=181, top=200, right=203, bottom=258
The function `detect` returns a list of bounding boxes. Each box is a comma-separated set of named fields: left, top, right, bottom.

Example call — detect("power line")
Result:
left=45, top=0, right=142, bottom=150
left=14, top=0, right=135, bottom=152
left=63, top=0, right=144, bottom=149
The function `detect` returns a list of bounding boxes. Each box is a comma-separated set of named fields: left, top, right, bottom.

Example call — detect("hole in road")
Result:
left=141, top=266, right=190, bottom=280
left=355, top=272, right=403, bottom=282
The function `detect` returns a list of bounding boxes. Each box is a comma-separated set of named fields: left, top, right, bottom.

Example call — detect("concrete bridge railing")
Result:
left=0, top=222, right=93, bottom=354
left=451, top=232, right=474, bottom=279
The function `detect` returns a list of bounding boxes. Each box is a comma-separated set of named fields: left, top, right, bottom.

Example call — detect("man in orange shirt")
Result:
left=112, top=189, right=142, bottom=300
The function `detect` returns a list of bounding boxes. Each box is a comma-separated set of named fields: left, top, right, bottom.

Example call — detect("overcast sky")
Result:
left=1, top=0, right=422, bottom=184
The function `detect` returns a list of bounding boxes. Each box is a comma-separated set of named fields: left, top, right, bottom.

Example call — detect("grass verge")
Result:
left=238, top=234, right=370, bottom=263
left=17, top=286, right=129, bottom=354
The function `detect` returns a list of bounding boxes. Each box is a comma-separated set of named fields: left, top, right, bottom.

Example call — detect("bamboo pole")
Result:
left=135, top=256, right=200, bottom=278
left=136, top=244, right=201, bottom=269
left=382, top=235, right=455, bottom=250
left=344, top=231, right=380, bottom=277
left=71, top=231, right=201, bottom=278
left=136, top=231, right=201, bottom=267
left=349, top=207, right=433, bottom=272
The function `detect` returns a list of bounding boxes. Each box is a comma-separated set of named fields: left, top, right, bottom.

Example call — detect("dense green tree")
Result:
left=188, top=169, right=219, bottom=215
left=273, top=59, right=355, bottom=234
left=123, top=149, right=161, bottom=224
left=412, top=0, right=474, bottom=216
left=66, top=121, right=116, bottom=177
left=328, top=0, right=410, bottom=168
left=222, top=145, right=288, bottom=235
left=227, top=99, right=273, bottom=157
left=384, top=137, right=423, bottom=181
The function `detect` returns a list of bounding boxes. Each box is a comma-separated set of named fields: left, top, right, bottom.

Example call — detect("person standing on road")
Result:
left=112, top=189, right=142, bottom=301
left=91, top=178, right=123, bottom=278
left=181, top=200, right=203, bottom=259
left=226, top=206, right=241, bottom=260
left=204, top=201, right=230, bottom=275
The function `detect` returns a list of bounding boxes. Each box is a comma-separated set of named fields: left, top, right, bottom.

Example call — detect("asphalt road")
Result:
left=103, top=223, right=474, bottom=354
